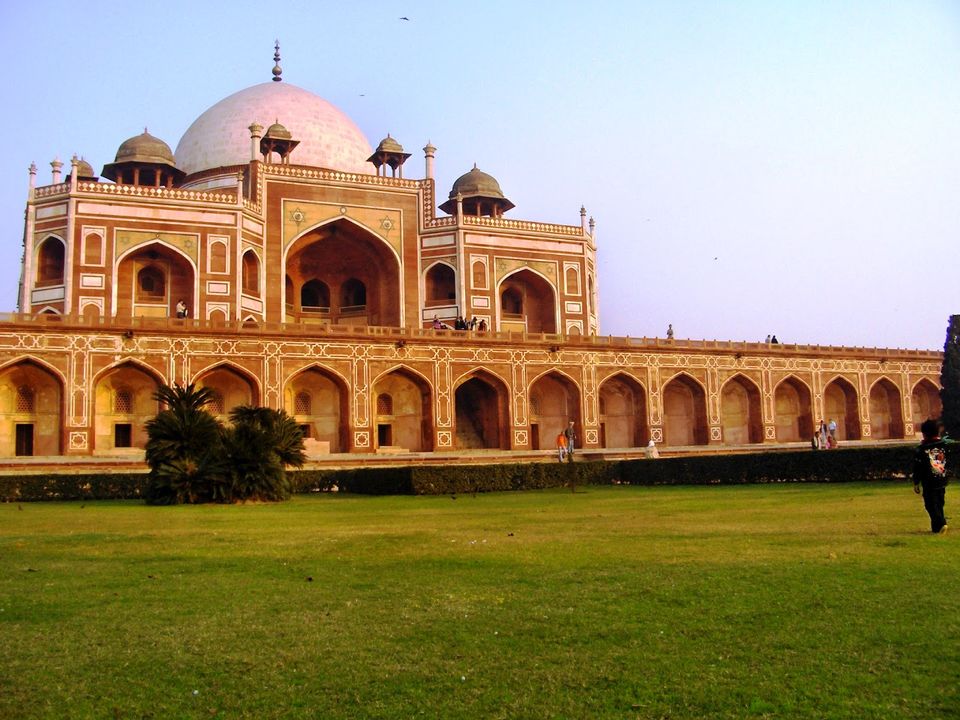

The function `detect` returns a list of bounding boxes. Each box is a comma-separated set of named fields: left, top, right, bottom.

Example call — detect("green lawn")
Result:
left=1, top=483, right=957, bottom=719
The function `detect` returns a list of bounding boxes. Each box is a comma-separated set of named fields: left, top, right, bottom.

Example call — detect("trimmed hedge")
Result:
left=0, top=473, right=147, bottom=502
left=3, top=445, right=957, bottom=501
left=617, top=446, right=928, bottom=486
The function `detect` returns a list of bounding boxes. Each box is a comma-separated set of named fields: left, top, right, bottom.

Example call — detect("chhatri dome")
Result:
left=175, top=46, right=372, bottom=176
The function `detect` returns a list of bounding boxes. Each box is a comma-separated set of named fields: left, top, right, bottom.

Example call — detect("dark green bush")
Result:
left=0, top=473, right=146, bottom=502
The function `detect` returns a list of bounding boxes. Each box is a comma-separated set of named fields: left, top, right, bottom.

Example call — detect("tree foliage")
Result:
left=941, top=314, right=960, bottom=438
left=144, top=383, right=305, bottom=505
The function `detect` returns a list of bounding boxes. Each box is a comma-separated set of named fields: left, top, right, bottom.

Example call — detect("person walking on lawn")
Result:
left=913, top=418, right=954, bottom=534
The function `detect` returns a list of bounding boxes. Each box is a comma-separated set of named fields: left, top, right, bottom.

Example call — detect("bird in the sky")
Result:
left=400, top=16, right=410, bottom=21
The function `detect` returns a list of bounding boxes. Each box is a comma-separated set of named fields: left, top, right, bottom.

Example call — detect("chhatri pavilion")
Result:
left=1, top=48, right=942, bottom=459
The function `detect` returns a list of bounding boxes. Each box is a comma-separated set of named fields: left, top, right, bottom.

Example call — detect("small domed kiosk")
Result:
left=367, top=134, right=411, bottom=178
left=101, top=130, right=184, bottom=187
left=259, top=121, right=300, bottom=164
left=439, top=165, right=515, bottom=217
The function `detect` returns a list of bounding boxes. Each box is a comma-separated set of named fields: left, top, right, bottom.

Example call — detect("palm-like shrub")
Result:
left=222, top=406, right=306, bottom=501
left=144, top=383, right=225, bottom=504
left=144, top=387, right=306, bottom=504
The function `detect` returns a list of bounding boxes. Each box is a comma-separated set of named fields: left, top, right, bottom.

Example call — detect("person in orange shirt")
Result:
left=555, top=431, right=568, bottom=463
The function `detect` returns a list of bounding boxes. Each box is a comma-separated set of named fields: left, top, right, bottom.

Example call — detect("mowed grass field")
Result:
left=1, top=482, right=958, bottom=720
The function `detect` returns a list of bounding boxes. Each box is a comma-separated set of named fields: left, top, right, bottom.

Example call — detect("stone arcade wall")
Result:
left=0, top=316, right=941, bottom=459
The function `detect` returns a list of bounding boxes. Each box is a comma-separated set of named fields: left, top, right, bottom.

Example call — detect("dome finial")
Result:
left=272, top=40, right=283, bottom=82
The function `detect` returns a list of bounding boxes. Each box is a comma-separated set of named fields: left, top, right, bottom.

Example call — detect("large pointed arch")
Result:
left=284, top=364, right=351, bottom=453
left=424, top=260, right=457, bottom=310
left=497, top=268, right=557, bottom=334
left=661, top=372, right=708, bottom=446
left=774, top=375, right=814, bottom=442
left=193, top=362, right=260, bottom=419
left=869, top=377, right=904, bottom=439
left=114, top=240, right=198, bottom=319
left=823, top=375, right=861, bottom=441
left=719, top=374, right=763, bottom=444
left=0, top=358, right=65, bottom=456
left=528, top=369, right=581, bottom=451
left=598, top=372, right=648, bottom=448
left=93, top=360, right=163, bottom=452
left=35, top=235, right=67, bottom=288
left=911, top=378, right=942, bottom=433
left=453, top=368, right=510, bottom=449
left=371, top=365, right=434, bottom=452
left=284, top=218, right=402, bottom=327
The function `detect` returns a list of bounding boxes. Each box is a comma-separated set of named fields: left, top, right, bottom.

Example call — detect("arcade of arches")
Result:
left=0, top=328, right=942, bottom=457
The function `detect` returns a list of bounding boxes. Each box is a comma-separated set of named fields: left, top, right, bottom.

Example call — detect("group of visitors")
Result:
left=765, top=334, right=780, bottom=344
left=431, top=315, right=487, bottom=332
left=812, top=418, right=838, bottom=449
left=555, top=421, right=577, bottom=462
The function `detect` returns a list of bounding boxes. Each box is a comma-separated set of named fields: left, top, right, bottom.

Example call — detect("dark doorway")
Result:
left=15, top=424, right=34, bottom=456
left=378, top=423, right=392, bottom=447
left=114, top=423, right=133, bottom=448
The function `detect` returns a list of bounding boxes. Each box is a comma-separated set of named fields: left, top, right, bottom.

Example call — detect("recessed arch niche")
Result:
left=454, top=371, right=510, bottom=449
left=371, top=368, right=433, bottom=451
left=0, top=360, right=63, bottom=456
left=720, top=374, right=763, bottom=444
left=285, top=367, right=349, bottom=453
left=93, top=362, right=161, bottom=451
left=869, top=378, right=904, bottom=439
left=598, top=373, right=648, bottom=448
left=499, top=269, right=556, bottom=333
left=774, top=376, right=813, bottom=442
left=662, top=374, right=708, bottom=446
left=528, top=371, right=580, bottom=450
left=911, top=379, right=942, bottom=433
left=823, top=377, right=861, bottom=441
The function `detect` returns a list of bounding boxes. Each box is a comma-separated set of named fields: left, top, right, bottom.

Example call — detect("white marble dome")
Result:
left=175, top=82, right=373, bottom=175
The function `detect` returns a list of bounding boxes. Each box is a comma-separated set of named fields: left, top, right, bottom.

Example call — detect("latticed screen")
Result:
left=209, top=392, right=225, bottom=415
left=529, top=393, right=541, bottom=416
left=15, top=386, right=35, bottom=413
left=376, top=393, right=393, bottom=415
left=294, top=391, right=312, bottom=415
left=114, top=389, right=133, bottom=414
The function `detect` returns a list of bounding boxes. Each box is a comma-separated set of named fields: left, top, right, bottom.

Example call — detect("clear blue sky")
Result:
left=1, top=0, right=957, bottom=349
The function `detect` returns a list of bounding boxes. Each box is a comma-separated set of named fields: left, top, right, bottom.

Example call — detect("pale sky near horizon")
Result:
left=0, top=0, right=956, bottom=350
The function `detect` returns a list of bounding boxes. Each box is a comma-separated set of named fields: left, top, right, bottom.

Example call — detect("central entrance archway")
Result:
left=528, top=371, right=580, bottom=451
left=286, top=220, right=400, bottom=327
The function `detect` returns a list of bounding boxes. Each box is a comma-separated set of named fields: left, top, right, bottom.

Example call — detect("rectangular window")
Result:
left=114, top=423, right=133, bottom=448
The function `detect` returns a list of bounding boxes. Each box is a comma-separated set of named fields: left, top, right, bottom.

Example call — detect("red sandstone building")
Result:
left=1, top=53, right=942, bottom=459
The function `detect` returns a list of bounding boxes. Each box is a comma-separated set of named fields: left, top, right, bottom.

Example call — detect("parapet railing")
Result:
left=0, top=313, right=941, bottom=358
left=34, top=181, right=237, bottom=204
